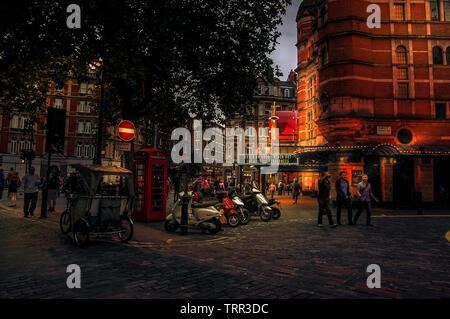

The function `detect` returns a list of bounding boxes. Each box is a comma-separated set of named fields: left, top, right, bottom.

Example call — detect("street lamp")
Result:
left=89, top=59, right=104, bottom=166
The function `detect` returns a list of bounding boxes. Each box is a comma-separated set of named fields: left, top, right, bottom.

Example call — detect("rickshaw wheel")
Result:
left=74, top=219, right=90, bottom=247
left=60, top=210, right=72, bottom=234
left=118, top=216, right=134, bottom=243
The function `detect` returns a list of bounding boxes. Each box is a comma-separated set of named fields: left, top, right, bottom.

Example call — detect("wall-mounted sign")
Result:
left=352, top=170, right=363, bottom=186
left=116, top=142, right=131, bottom=151
left=377, top=126, right=392, bottom=136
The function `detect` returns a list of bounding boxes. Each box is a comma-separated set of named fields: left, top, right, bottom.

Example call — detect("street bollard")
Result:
left=180, top=194, right=189, bottom=235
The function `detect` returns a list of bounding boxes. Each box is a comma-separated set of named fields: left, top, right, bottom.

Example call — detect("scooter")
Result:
left=234, top=184, right=272, bottom=222
left=267, top=198, right=281, bottom=220
left=215, top=191, right=240, bottom=227
left=165, top=191, right=222, bottom=234
left=228, top=188, right=251, bottom=225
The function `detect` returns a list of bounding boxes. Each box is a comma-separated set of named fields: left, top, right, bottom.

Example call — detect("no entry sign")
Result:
left=118, top=120, right=136, bottom=141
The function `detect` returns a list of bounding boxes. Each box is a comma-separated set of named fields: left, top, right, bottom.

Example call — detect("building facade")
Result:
left=295, top=0, right=450, bottom=205
left=0, top=77, right=144, bottom=178
left=225, top=76, right=298, bottom=187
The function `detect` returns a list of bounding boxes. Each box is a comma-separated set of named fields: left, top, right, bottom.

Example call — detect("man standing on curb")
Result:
left=22, top=167, right=40, bottom=218
left=318, top=172, right=337, bottom=228
left=354, top=174, right=379, bottom=226
left=335, top=171, right=353, bottom=225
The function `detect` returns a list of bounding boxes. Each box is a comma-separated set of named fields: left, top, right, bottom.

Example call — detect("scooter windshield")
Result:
left=255, top=193, right=268, bottom=204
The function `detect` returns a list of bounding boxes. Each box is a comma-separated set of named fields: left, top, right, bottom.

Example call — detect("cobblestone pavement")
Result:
left=0, top=193, right=449, bottom=299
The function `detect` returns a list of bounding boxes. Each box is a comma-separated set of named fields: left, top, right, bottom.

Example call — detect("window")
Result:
left=78, top=101, right=91, bottom=113
left=257, top=85, right=262, bottom=95
left=397, top=67, right=408, bottom=80
left=87, top=83, right=95, bottom=94
left=398, top=83, right=409, bottom=98
left=393, top=3, right=405, bottom=21
left=264, top=87, right=270, bottom=95
left=76, top=144, right=95, bottom=158
left=433, top=46, right=443, bottom=65
left=283, top=88, right=290, bottom=98
left=9, top=140, right=32, bottom=154
left=77, top=121, right=84, bottom=134
left=308, top=77, right=315, bottom=99
left=54, top=98, right=63, bottom=109
left=436, top=103, right=447, bottom=119
left=397, top=129, right=413, bottom=144
left=447, top=47, right=450, bottom=64
left=80, top=83, right=87, bottom=95
left=282, top=105, right=288, bottom=111
left=445, top=0, right=450, bottom=21
left=11, top=116, right=26, bottom=129
left=258, top=104, right=264, bottom=116
left=84, top=121, right=92, bottom=134
left=430, top=0, right=441, bottom=21
left=396, top=46, right=408, bottom=64
left=274, top=87, right=278, bottom=97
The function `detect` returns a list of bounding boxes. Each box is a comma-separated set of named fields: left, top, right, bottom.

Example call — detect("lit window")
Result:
left=430, top=0, right=441, bottom=21
left=77, top=121, right=84, bottom=134
left=393, top=3, right=405, bottom=21
left=398, top=83, right=409, bottom=98
left=397, top=67, right=408, bottom=80
left=433, top=46, right=443, bottom=64
left=54, top=98, right=63, bottom=109
left=80, top=83, right=87, bottom=95
left=396, top=46, right=408, bottom=64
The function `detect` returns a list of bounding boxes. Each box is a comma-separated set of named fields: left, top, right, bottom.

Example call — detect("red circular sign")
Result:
left=118, top=120, right=135, bottom=141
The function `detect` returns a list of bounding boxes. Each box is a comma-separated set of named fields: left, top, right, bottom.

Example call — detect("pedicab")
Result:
left=59, top=164, right=134, bottom=247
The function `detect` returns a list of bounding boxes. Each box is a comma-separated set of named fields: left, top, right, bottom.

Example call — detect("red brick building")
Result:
left=295, top=0, right=450, bottom=206
left=0, top=78, right=144, bottom=178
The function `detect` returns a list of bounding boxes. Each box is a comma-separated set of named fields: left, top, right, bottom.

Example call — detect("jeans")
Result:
left=318, top=197, right=334, bottom=225
left=0, top=186, right=3, bottom=200
left=354, top=201, right=372, bottom=225
left=336, top=197, right=353, bottom=224
left=293, top=192, right=299, bottom=204
left=24, top=192, right=38, bottom=216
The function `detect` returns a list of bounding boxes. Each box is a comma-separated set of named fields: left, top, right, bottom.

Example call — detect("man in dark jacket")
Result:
left=335, top=171, right=353, bottom=225
left=318, top=172, right=337, bottom=227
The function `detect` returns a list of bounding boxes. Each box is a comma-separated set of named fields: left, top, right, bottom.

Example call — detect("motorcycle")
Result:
left=228, top=188, right=251, bottom=225
left=234, top=184, right=272, bottom=222
left=215, top=191, right=240, bottom=227
left=267, top=198, right=281, bottom=220
left=165, top=191, right=222, bottom=234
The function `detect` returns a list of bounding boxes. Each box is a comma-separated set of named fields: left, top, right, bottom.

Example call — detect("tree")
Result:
left=1, top=0, right=290, bottom=122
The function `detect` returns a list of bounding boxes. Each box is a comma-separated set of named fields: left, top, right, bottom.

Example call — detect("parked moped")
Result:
left=165, top=191, right=222, bottom=234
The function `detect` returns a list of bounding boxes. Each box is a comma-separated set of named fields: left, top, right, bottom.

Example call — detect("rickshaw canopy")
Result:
left=70, top=164, right=134, bottom=197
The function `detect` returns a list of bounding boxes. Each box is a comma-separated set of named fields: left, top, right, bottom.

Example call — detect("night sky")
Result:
left=271, top=0, right=301, bottom=80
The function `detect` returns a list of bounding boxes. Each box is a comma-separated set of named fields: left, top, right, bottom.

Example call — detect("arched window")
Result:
left=433, top=46, right=443, bottom=65
left=396, top=46, right=407, bottom=64
left=446, top=47, right=450, bottom=64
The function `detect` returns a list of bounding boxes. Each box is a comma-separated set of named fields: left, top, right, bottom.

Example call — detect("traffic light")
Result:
left=45, top=108, right=66, bottom=154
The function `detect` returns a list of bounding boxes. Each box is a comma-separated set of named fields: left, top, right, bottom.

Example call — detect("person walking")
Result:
left=293, top=180, right=301, bottom=204
left=0, top=168, right=5, bottom=201
left=317, top=172, right=337, bottom=228
left=353, top=174, right=379, bottom=226
left=278, top=181, right=283, bottom=196
left=22, top=167, right=40, bottom=217
left=47, top=170, right=61, bottom=212
left=286, top=182, right=291, bottom=196
left=335, top=171, right=353, bottom=225
left=7, top=168, right=20, bottom=207
left=268, top=182, right=276, bottom=199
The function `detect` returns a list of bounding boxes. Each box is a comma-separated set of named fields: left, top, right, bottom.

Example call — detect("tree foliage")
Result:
left=1, top=0, right=291, bottom=132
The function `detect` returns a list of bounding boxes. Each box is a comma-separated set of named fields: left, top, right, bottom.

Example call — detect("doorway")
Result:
left=393, top=157, right=415, bottom=206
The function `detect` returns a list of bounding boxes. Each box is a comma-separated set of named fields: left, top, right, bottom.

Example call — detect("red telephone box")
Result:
left=132, top=149, right=168, bottom=221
